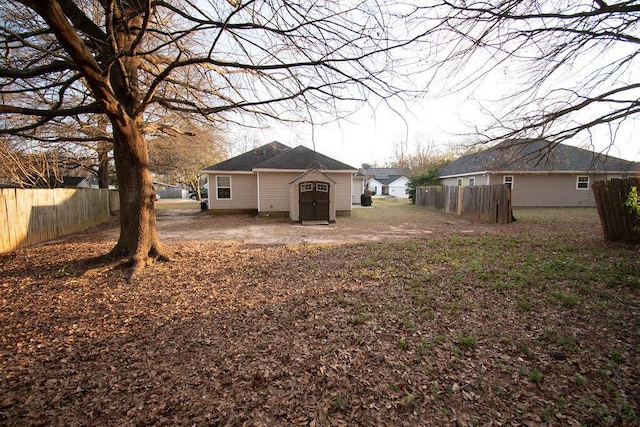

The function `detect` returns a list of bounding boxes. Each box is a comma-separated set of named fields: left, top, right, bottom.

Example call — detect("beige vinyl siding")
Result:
left=206, top=173, right=257, bottom=209
left=326, top=172, right=354, bottom=211
left=441, top=175, right=490, bottom=187
left=258, top=171, right=299, bottom=212
left=494, top=173, right=600, bottom=207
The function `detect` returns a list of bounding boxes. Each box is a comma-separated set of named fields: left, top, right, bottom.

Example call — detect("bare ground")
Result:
left=1, top=200, right=638, bottom=426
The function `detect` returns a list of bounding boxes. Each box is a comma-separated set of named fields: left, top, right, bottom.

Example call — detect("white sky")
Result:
left=222, top=7, right=640, bottom=169
left=232, top=90, right=640, bottom=169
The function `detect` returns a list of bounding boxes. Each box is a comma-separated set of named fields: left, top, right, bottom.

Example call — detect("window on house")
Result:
left=216, top=176, right=231, bottom=199
left=577, top=176, right=590, bottom=189
left=469, top=177, right=475, bottom=187
left=457, top=178, right=463, bottom=186
left=504, top=176, right=513, bottom=189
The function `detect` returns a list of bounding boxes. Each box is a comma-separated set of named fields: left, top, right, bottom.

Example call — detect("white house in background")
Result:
left=438, top=139, right=640, bottom=207
left=362, top=168, right=411, bottom=198
left=203, top=141, right=357, bottom=222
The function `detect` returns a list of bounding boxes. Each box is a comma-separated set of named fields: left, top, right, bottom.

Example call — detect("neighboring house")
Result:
left=154, top=181, right=187, bottom=199
left=438, top=140, right=640, bottom=207
left=362, top=168, right=411, bottom=198
left=31, top=174, right=93, bottom=188
left=203, top=141, right=357, bottom=222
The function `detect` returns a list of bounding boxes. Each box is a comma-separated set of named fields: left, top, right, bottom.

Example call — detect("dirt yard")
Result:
left=141, top=198, right=547, bottom=245
left=1, top=200, right=638, bottom=426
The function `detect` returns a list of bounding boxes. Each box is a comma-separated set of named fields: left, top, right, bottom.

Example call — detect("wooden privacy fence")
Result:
left=592, top=177, right=640, bottom=244
left=0, top=188, right=119, bottom=254
left=416, top=184, right=513, bottom=224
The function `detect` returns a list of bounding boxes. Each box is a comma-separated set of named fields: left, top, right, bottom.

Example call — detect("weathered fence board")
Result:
left=592, top=178, right=640, bottom=244
left=416, top=185, right=513, bottom=224
left=0, top=188, right=119, bottom=254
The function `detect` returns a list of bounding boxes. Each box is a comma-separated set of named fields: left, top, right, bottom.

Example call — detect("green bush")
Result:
left=407, top=168, right=440, bottom=203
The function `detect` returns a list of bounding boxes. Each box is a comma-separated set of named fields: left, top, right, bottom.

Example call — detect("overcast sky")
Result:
left=233, top=87, right=639, bottom=169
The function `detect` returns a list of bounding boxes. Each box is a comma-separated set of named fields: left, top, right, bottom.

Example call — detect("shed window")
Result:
left=316, top=182, right=329, bottom=192
left=216, top=176, right=231, bottom=199
left=300, top=182, right=314, bottom=192
left=504, top=176, right=513, bottom=189
left=577, top=176, right=590, bottom=189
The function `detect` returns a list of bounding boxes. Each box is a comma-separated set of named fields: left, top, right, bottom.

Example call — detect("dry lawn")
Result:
left=1, top=201, right=638, bottom=426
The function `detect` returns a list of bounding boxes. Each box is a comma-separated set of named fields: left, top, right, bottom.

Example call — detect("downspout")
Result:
left=256, top=172, right=261, bottom=212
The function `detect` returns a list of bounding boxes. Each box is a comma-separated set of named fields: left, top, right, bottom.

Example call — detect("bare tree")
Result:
left=389, top=137, right=458, bottom=174
left=414, top=0, right=640, bottom=155
left=0, top=0, right=424, bottom=276
left=148, top=123, right=229, bottom=197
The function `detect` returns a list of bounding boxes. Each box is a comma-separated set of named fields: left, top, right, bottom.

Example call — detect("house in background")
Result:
left=30, top=174, right=97, bottom=189
left=203, top=141, right=357, bottom=222
left=438, top=140, right=640, bottom=207
left=361, top=168, right=411, bottom=198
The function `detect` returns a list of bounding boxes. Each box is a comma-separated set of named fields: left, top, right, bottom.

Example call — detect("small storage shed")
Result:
left=289, top=169, right=337, bottom=222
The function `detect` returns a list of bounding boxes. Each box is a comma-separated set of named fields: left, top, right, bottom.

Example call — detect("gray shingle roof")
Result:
left=439, top=140, right=640, bottom=177
left=254, top=145, right=356, bottom=170
left=364, top=168, right=410, bottom=184
left=204, top=142, right=356, bottom=172
left=203, top=141, right=291, bottom=171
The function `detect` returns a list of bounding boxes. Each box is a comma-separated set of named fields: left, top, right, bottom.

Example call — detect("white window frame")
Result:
left=457, top=178, right=463, bottom=186
left=316, top=182, right=329, bottom=192
left=216, top=175, right=232, bottom=200
left=576, top=176, right=590, bottom=190
left=468, top=177, right=475, bottom=187
left=504, top=176, right=514, bottom=189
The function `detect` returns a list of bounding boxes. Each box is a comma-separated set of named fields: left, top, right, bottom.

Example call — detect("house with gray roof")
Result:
left=438, top=140, right=640, bottom=207
left=362, top=168, right=411, bottom=198
left=203, top=141, right=357, bottom=221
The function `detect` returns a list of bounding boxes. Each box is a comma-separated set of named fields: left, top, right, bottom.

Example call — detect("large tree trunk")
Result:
left=109, top=124, right=169, bottom=274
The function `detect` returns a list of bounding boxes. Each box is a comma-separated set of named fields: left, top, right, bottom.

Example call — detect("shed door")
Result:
left=299, top=181, right=330, bottom=221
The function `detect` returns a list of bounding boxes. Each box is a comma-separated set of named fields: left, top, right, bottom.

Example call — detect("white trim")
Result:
left=440, top=171, right=489, bottom=179
left=216, top=175, right=232, bottom=200
left=468, top=177, right=476, bottom=187
left=503, top=175, right=514, bottom=189
left=440, top=170, right=638, bottom=179
left=203, top=170, right=254, bottom=175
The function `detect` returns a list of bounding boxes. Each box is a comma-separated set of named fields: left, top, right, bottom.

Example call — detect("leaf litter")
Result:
left=0, top=206, right=638, bottom=426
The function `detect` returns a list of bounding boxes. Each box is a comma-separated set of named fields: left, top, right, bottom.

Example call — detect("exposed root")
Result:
left=80, top=243, right=174, bottom=283
left=126, top=247, right=172, bottom=284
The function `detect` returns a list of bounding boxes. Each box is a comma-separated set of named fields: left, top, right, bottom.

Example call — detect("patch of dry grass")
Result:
left=0, top=206, right=638, bottom=426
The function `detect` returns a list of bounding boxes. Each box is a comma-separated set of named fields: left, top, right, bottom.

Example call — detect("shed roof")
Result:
left=439, top=140, right=640, bottom=177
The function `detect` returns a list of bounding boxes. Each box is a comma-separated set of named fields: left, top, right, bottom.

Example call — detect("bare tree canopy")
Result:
left=0, top=0, right=424, bottom=276
left=416, top=0, right=640, bottom=153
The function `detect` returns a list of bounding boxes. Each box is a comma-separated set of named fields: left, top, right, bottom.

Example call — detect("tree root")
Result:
left=82, top=245, right=173, bottom=283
